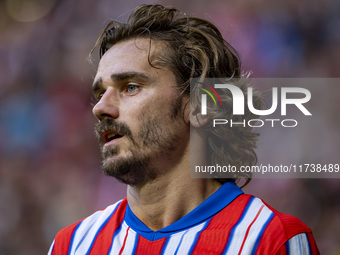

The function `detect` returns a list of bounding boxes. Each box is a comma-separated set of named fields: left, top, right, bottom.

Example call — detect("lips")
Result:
left=95, top=118, right=132, bottom=148
left=102, top=130, right=124, bottom=146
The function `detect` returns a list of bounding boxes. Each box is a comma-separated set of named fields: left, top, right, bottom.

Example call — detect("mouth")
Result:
left=102, top=131, right=124, bottom=146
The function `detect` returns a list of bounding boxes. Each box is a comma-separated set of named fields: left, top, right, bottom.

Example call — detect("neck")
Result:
left=127, top=173, right=221, bottom=231
left=126, top=135, right=221, bottom=231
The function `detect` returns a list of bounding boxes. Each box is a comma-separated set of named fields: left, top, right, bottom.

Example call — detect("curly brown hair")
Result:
left=90, top=4, right=264, bottom=186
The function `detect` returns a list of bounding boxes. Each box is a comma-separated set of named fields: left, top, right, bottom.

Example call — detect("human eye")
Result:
left=96, top=92, right=104, bottom=101
left=125, top=84, right=140, bottom=95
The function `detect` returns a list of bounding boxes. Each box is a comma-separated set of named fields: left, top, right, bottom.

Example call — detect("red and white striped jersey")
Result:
left=48, top=182, right=320, bottom=254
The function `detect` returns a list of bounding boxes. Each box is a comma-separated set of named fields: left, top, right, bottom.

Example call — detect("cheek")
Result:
left=137, top=102, right=156, bottom=123
left=139, top=96, right=173, bottom=118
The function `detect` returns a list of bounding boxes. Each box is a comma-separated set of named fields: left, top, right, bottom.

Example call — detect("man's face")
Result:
left=92, top=38, right=189, bottom=185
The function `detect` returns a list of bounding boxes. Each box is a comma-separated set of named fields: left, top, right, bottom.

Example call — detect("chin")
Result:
left=101, top=155, right=156, bottom=186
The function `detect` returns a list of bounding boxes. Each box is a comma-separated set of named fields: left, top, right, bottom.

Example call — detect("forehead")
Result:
left=96, top=38, right=166, bottom=76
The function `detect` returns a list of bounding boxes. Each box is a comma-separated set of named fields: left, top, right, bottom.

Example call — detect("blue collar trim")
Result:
left=124, top=181, right=243, bottom=241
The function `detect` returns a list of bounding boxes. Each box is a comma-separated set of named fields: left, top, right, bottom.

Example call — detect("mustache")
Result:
left=94, top=118, right=133, bottom=144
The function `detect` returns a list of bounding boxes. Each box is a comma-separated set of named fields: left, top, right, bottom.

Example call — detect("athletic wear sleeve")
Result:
left=276, top=233, right=320, bottom=255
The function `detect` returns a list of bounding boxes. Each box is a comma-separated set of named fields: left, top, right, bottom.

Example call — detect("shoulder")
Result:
left=231, top=194, right=311, bottom=235
left=231, top=194, right=317, bottom=254
left=260, top=198, right=312, bottom=238
left=49, top=198, right=127, bottom=255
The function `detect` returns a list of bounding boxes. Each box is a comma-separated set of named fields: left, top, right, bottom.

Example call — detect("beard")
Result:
left=94, top=97, right=183, bottom=186
left=100, top=145, right=152, bottom=186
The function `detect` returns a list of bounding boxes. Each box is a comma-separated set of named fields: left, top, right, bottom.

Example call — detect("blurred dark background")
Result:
left=0, top=0, right=339, bottom=254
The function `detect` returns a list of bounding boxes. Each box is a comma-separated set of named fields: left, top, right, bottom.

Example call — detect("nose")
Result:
left=92, top=87, right=119, bottom=120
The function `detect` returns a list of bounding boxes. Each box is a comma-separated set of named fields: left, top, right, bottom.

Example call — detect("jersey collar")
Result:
left=124, top=181, right=243, bottom=240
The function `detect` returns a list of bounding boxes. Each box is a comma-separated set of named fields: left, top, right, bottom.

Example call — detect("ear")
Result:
left=190, top=106, right=209, bottom=128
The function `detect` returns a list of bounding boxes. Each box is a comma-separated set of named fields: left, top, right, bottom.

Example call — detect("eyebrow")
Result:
left=92, top=71, right=150, bottom=95
left=111, top=71, right=149, bottom=82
